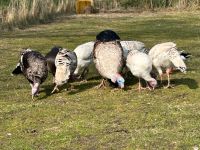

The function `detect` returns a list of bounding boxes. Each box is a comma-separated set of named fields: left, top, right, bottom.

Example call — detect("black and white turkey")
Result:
left=12, top=49, right=48, bottom=99
left=51, top=48, right=77, bottom=93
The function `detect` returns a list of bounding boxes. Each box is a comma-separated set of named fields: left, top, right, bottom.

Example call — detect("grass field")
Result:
left=0, top=11, right=200, bottom=149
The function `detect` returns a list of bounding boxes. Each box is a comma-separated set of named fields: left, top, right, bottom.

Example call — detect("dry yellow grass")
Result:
left=2, top=0, right=76, bottom=29
left=1, top=0, right=200, bottom=29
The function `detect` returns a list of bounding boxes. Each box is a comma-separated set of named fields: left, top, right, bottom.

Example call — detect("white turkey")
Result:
left=73, top=41, right=95, bottom=79
left=12, top=49, right=48, bottom=99
left=149, top=42, right=187, bottom=88
left=126, top=50, right=157, bottom=91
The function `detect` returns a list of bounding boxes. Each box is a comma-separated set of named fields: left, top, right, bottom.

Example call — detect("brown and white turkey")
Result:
left=12, top=49, right=48, bottom=99
left=93, top=40, right=125, bottom=88
left=149, top=42, right=187, bottom=88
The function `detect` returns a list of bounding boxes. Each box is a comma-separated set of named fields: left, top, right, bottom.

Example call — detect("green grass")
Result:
left=0, top=11, right=200, bottom=149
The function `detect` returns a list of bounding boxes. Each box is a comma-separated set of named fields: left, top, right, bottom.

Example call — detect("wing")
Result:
left=168, top=47, right=186, bottom=69
left=66, top=51, right=77, bottom=74
left=25, top=51, right=48, bottom=83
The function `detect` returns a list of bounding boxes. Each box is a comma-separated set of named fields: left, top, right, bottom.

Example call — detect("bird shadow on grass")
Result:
left=88, top=75, right=138, bottom=91
left=87, top=74, right=139, bottom=91
left=68, top=75, right=139, bottom=95
left=38, top=76, right=102, bottom=99
left=171, top=78, right=199, bottom=89
left=123, top=72, right=139, bottom=90
left=68, top=81, right=100, bottom=95
left=38, top=82, right=76, bottom=100
left=38, top=84, right=55, bottom=100
left=87, top=76, right=102, bottom=81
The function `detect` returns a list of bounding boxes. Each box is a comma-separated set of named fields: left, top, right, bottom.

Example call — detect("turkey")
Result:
left=73, top=41, right=95, bottom=79
left=12, top=49, right=48, bottom=99
left=51, top=48, right=77, bottom=93
left=93, top=41, right=125, bottom=88
left=149, top=42, right=187, bottom=88
left=126, top=50, right=157, bottom=91
left=120, top=40, right=150, bottom=78
left=96, top=29, right=120, bottom=42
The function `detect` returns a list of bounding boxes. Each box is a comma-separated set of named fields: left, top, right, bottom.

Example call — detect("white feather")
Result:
left=74, top=41, right=95, bottom=75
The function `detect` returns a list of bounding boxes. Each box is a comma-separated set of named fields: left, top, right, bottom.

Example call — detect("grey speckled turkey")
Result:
left=51, top=48, right=77, bottom=93
left=12, top=49, right=48, bottom=100
left=93, top=41, right=125, bottom=88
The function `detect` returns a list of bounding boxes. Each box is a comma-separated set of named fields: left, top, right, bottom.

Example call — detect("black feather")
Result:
left=45, top=46, right=61, bottom=76
left=96, top=30, right=120, bottom=42
left=12, top=64, right=22, bottom=75
left=180, top=51, right=191, bottom=59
